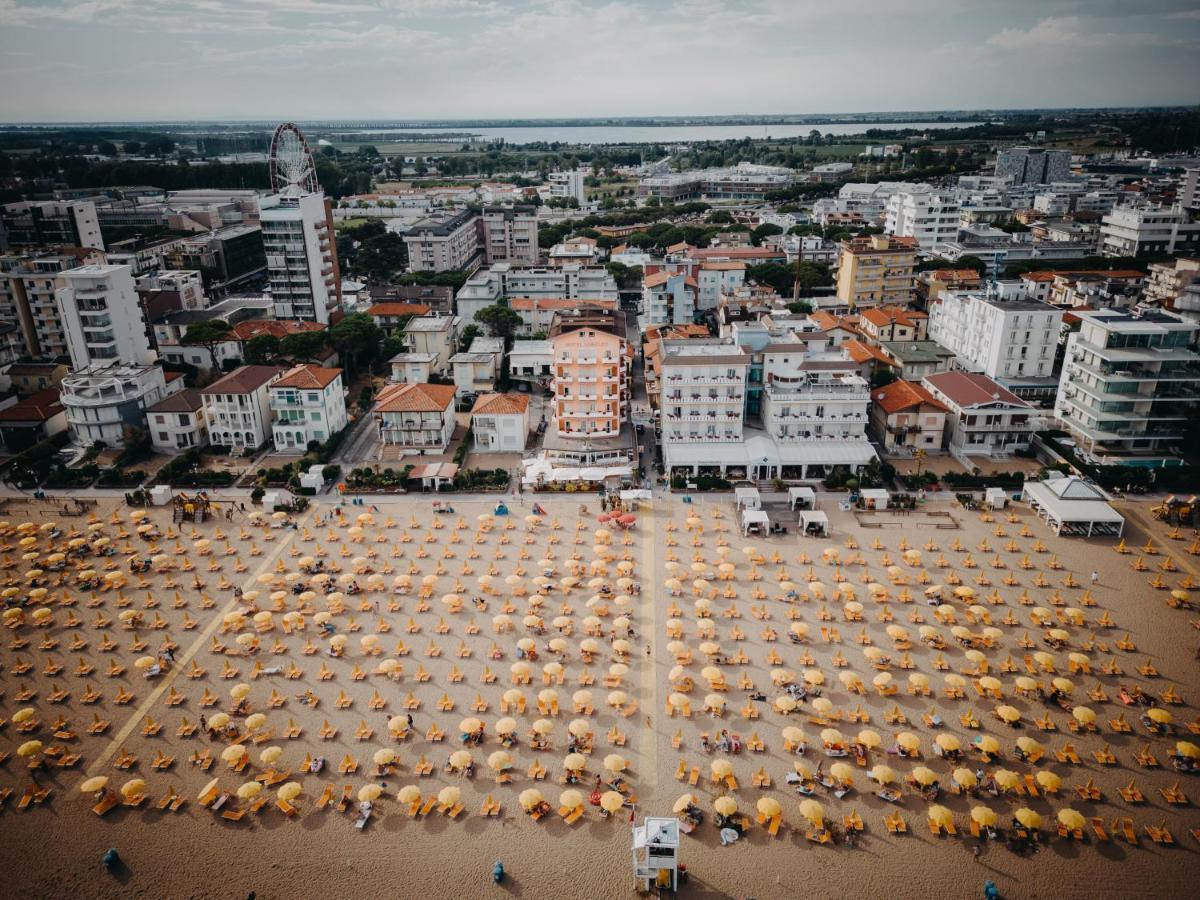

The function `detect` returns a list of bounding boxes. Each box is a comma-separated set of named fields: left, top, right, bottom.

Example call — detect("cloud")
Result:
left=986, top=14, right=1191, bottom=49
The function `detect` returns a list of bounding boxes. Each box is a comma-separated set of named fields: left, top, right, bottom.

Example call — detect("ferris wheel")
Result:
left=268, top=122, right=319, bottom=195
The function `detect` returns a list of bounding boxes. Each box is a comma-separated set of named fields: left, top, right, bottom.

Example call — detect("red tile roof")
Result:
left=273, top=364, right=342, bottom=390
left=923, top=371, right=1029, bottom=409
left=0, top=388, right=63, bottom=422
left=367, top=303, right=432, bottom=318
left=843, top=339, right=893, bottom=366
left=201, top=365, right=286, bottom=395
left=228, top=320, right=326, bottom=341
left=374, top=382, right=456, bottom=413
left=146, top=388, right=203, bottom=414
left=872, top=379, right=947, bottom=415
left=471, top=392, right=530, bottom=415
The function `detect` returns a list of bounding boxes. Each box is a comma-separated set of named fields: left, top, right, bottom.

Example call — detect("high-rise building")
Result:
left=0, top=248, right=104, bottom=358
left=260, top=192, right=341, bottom=323
left=884, top=190, right=961, bottom=251
left=547, top=169, right=587, bottom=205
left=165, top=224, right=266, bottom=298
left=835, top=235, right=918, bottom=309
left=994, top=147, right=1072, bottom=185
left=57, top=264, right=155, bottom=369
left=480, top=206, right=538, bottom=265
left=0, top=200, right=104, bottom=251
left=403, top=210, right=481, bottom=273
left=1098, top=203, right=1200, bottom=258
left=1180, top=168, right=1200, bottom=211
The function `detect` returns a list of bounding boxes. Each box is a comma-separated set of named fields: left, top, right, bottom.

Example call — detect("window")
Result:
left=155, top=415, right=165, bottom=424
left=178, top=414, right=190, bottom=426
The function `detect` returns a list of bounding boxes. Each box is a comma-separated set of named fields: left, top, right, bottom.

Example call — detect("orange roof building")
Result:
left=374, top=382, right=457, bottom=452
left=869, top=379, right=948, bottom=454
left=470, top=393, right=531, bottom=453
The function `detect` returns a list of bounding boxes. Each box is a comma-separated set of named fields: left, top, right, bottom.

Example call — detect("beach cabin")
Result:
left=632, top=817, right=680, bottom=893
left=741, top=508, right=770, bottom=536
left=799, top=509, right=830, bottom=537
left=735, top=486, right=762, bottom=511
left=859, top=488, right=890, bottom=510
left=788, top=486, right=816, bottom=511
left=1022, top=476, right=1125, bottom=538
left=984, top=487, right=1009, bottom=510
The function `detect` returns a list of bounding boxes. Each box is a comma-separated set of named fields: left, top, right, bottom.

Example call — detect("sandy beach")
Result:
left=0, top=492, right=1196, bottom=900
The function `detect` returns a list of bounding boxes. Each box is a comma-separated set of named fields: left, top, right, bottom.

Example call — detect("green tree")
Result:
left=180, top=319, right=233, bottom=371
left=709, top=210, right=733, bottom=224
left=355, top=232, right=408, bottom=281
left=280, top=330, right=329, bottom=363
left=459, top=323, right=483, bottom=348
left=751, top=223, right=783, bottom=246
left=475, top=304, right=523, bottom=342
left=329, top=313, right=383, bottom=377
left=244, top=334, right=280, bottom=365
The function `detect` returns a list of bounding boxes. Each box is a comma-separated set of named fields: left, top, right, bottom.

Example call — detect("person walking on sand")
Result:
left=1090, top=571, right=1099, bottom=585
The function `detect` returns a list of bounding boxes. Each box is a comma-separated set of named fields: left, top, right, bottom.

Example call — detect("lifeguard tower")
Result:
left=632, top=816, right=680, bottom=893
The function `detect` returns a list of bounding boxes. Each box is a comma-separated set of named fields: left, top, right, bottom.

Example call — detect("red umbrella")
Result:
left=597, top=513, right=612, bottom=523
left=617, top=515, right=636, bottom=525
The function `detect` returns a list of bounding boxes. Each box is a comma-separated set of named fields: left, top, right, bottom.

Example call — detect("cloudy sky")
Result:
left=1, top=0, right=1198, bottom=122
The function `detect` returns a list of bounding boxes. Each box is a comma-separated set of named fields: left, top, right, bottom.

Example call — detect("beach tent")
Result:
left=984, top=487, right=1008, bottom=510
left=1022, top=476, right=1124, bottom=538
left=734, top=487, right=761, bottom=511
left=799, top=510, right=829, bottom=537
left=859, top=489, right=889, bottom=510
left=740, top=509, right=769, bottom=536
left=788, top=487, right=816, bottom=510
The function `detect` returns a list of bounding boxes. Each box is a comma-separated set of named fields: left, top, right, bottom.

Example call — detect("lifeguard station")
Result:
left=632, top=816, right=680, bottom=894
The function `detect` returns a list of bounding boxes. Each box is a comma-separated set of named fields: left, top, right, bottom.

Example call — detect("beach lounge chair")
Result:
left=316, top=784, right=334, bottom=810
left=419, top=797, right=437, bottom=816
left=93, top=791, right=120, bottom=816
left=221, top=805, right=246, bottom=822
left=1090, top=817, right=1108, bottom=841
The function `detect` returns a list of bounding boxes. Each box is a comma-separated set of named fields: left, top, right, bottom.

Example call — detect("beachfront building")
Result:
left=869, top=379, right=948, bottom=455
left=658, top=338, right=750, bottom=477
left=269, top=364, right=347, bottom=453
left=1054, top=308, right=1200, bottom=461
left=201, top=365, right=286, bottom=453
left=59, top=362, right=183, bottom=447
left=922, top=371, right=1034, bottom=460
left=260, top=191, right=340, bottom=324
left=835, top=235, right=918, bottom=309
left=146, top=388, right=207, bottom=453
left=57, top=264, right=155, bottom=370
left=470, top=392, right=530, bottom=452
left=0, top=249, right=106, bottom=360
left=373, top=382, right=457, bottom=453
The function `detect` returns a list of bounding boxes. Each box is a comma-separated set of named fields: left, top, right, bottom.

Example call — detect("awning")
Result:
left=664, top=435, right=876, bottom=468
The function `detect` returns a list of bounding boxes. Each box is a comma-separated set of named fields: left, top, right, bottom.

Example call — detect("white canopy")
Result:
left=1023, top=476, right=1124, bottom=537
left=799, top=509, right=829, bottom=536
left=734, top=487, right=761, bottom=510
left=789, top=486, right=816, bottom=510
left=740, top=509, right=770, bottom=536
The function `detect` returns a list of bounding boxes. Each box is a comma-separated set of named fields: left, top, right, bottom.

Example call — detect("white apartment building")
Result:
left=451, top=336, right=503, bottom=397
left=388, top=352, right=436, bottom=384
left=60, top=362, right=182, bottom=447
left=884, top=190, right=962, bottom=252
left=403, top=210, right=480, bottom=273
left=455, top=265, right=619, bottom=323
left=697, top=262, right=745, bottom=311
left=923, top=371, right=1033, bottom=459
left=0, top=249, right=104, bottom=359
left=470, top=392, right=530, bottom=452
left=1180, top=167, right=1199, bottom=211
left=373, top=382, right=457, bottom=453
left=269, top=364, right=347, bottom=453
left=57, top=264, right=154, bottom=369
left=927, top=292, right=1062, bottom=398
left=659, top=339, right=750, bottom=474
left=402, top=314, right=461, bottom=374
left=641, top=271, right=697, bottom=330
left=508, top=340, right=552, bottom=381
left=547, top=169, right=587, bottom=206
left=1099, top=203, right=1200, bottom=257
left=1055, top=308, right=1200, bottom=460
left=146, top=388, right=207, bottom=453
left=137, top=269, right=206, bottom=311
left=201, top=365, right=286, bottom=452
left=260, top=191, right=340, bottom=323
left=480, top=206, right=538, bottom=265
left=1144, top=257, right=1200, bottom=309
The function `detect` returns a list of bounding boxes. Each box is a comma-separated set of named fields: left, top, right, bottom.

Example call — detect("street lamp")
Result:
left=914, top=448, right=926, bottom=481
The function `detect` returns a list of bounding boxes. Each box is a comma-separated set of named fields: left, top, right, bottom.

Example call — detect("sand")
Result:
left=0, top=493, right=1196, bottom=900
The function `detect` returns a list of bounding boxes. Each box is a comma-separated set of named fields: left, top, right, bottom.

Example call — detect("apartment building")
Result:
left=928, top=292, right=1062, bottom=400
left=858, top=306, right=928, bottom=345
left=697, top=261, right=746, bottom=311
left=884, top=190, right=961, bottom=251
left=366, top=302, right=432, bottom=335
left=470, top=392, right=530, bottom=452
left=403, top=210, right=481, bottom=273
left=659, top=339, right=749, bottom=475
left=269, top=364, right=347, bottom=453
left=547, top=169, right=587, bottom=206
left=641, top=271, right=698, bottom=330
left=548, top=237, right=602, bottom=268
left=201, top=365, right=286, bottom=452
left=638, top=163, right=793, bottom=202
left=0, top=248, right=105, bottom=358
left=164, top=223, right=266, bottom=298
left=869, top=379, right=948, bottom=455
left=373, top=382, right=457, bottom=453
left=994, top=147, right=1072, bottom=185
left=922, top=371, right=1033, bottom=458
left=1181, top=167, right=1200, bottom=211
left=1055, top=308, right=1200, bottom=460
left=1144, top=257, right=1200, bottom=310
left=455, top=264, right=619, bottom=323
left=0, top=199, right=103, bottom=251
left=60, top=362, right=183, bottom=447
left=402, top=314, right=461, bottom=374
left=260, top=192, right=341, bottom=323
left=451, top=336, right=503, bottom=397
left=480, top=206, right=538, bottom=265
left=57, top=264, right=155, bottom=369
left=146, top=388, right=207, bottom=453
left=546, top=307, right=630, bottom=463
left=135, top=269, right=206, bottom=312
left=835, top=235, right=918, bottom=309
left=388, top=352, right=436, bottom=384
left=1099, top=203, right=1200, bottom=257
left=508, top=297, right=618, bottom=337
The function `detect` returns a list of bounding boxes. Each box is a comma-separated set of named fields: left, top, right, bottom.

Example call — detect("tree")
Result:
left=279, top=330, right=329, bottom=363
left=786, top=300, right=813, bottom=315
left=475, top=304, right=523, bottom=342
left=96, top=140, right=117, bottom=156
left=745, top=262, right=794, bottom=296
left=181, top=319, right=233, bottom=371
left=355, top=232, right=407, bottom=281
left=751, top=223, right=783, bottom=247
left=709, top=210, right=733, bottom=224
left=606, top=261, right=642, bottom=291
left=329, top=313, right=383, bottom=377
left=244, top=334, right=280, bottom=365
left=955, top=255, right=988, bottom=276
left=459, top=324, right=483, bottom=348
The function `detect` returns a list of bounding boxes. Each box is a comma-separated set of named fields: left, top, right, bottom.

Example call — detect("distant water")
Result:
left=344, top=121, right=985, bottom=145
